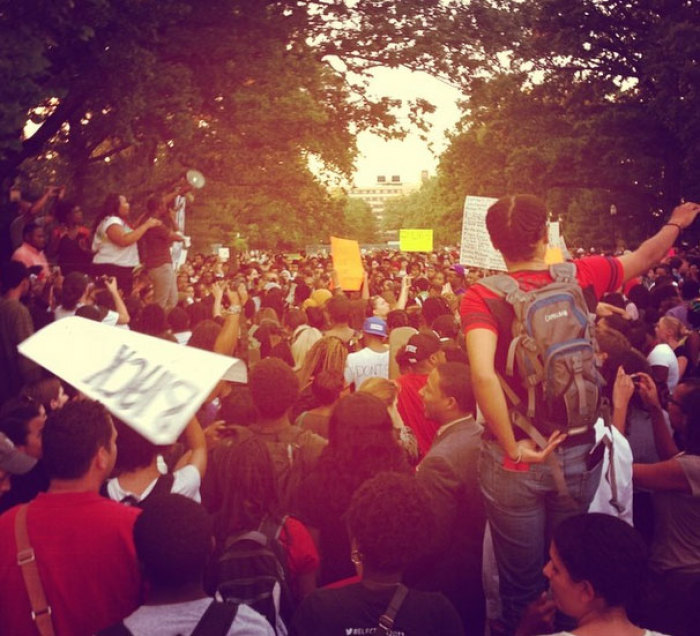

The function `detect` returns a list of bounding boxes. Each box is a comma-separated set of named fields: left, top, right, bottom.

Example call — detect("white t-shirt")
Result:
left=92, top=215, right=140, bottom=267
left=344, top=347, right=390, bottom=389
left=647, top=343, right=680, bottom=393
left=123, top=597, right=274, bottom=635
left=105, top=463, right=202, bottom=503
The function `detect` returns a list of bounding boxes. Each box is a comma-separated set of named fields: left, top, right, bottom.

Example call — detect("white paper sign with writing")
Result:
left=459, top=195, right=505, bottom=271
left=548, top=222, right=560, bottom=249
left=18, top=317, right=247, bottom=444
left=460, top=197, right=566, bottom=270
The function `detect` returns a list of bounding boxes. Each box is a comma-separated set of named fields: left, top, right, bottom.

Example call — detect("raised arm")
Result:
left=618, top=201, right=700, bottom=281
left=174, top=415, right=208, bottom=479
left=396, top=274, right=411, bottom=310
left=104, top=276, right=130, bottom=325
left=636, top=372, right=680, bottom=460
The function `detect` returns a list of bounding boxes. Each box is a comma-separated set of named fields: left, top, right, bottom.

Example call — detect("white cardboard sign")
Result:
left=459, top=196, right=565, bottom=270
left=18, top=317, right=247, bottom=444
left=459, top=195, right=504, bottom=271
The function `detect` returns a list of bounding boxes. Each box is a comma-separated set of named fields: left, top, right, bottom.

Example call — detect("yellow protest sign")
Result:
left=400, top=229, right=433, bottom=252
left=330, top=236, right=364, bottom=291
left=545, top=247, right=564, bottom=264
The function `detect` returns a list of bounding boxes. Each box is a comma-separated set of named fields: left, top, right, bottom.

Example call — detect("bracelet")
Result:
left=664, top=222, right=682, bottom=233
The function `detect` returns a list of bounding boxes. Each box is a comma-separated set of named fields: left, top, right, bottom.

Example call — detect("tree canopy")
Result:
left=432, top=0, right=700, bottom=249
left=5, top=1, right=698, bottom=250
left=1, top=0, right=488, bottom=248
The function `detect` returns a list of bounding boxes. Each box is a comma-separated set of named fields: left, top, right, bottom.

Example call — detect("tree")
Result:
left=382, top=177, right=455, bottom=246
left=435, top=0, right=700, bottom=247
left=1, top=0, right=496, bottom=249
left=340, top=197, right=378, bottom=244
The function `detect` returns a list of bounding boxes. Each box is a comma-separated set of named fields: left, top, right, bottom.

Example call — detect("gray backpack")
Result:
left=480, top=262, right=603, bottom=437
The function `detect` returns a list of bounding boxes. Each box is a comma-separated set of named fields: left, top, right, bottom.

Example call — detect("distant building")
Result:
left=348, top=173, right=425, bottom=228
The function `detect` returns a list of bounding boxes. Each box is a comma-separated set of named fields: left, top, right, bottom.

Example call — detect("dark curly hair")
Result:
left=314, top=394, right=410, bottom=516
left=486, top=194, right=548, bottom=262
left=553, top=513, right=648, bottom=610
left=249, top=358, right=300, bottom=419
left=345, top=472, right=434, bottom=573
left=134, top=493, right=213, bottom=589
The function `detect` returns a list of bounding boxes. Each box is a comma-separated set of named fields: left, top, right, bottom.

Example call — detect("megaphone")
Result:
left=185, top=169, right=206, bottom=189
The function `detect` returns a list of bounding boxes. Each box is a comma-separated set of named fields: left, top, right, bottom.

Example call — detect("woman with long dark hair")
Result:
left=91, top=193, right=161, bottom=294
left=296, top=392, right=411, bottom=586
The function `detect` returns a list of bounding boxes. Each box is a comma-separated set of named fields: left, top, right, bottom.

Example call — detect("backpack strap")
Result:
left=375, top=584, right=409, bottom=635
left=497, top=375, right=578, bottom=509
left=14, top=504, right=56, bottom=636
left=598, top=399, right=624, bottom=514
left=549, top=261, right=577, bottom=282
left=149, top=472, right=175, bottom=498
left=98, top=623, right=133, bottom=636
left=192, top=600, right=238, bottom=636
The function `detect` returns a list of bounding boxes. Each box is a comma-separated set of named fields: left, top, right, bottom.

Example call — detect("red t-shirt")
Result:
left=0, top=491, right=142, bottom=636
left=460, top=256, right=624, bottom=432
left=279, top=515, right=320, bottom=579
left=396, top=372, right=440, bottom=456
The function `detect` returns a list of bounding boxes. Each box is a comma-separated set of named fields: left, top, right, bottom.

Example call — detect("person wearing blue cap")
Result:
left=344, top=317, right=390, bottom=391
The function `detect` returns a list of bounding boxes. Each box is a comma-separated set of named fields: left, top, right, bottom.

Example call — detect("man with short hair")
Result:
left=11, top=222, right=50, bottom=280
left=0, top=397, right=48, bottom=513
left=109, top=494, right=274, bottom=635
left=0, top=400, right=142, bottom=635
left=0, top=261, right=42, bottom=404
left=344, top=317, right=390, bottom=390
left=409, top=361, right=486, bottom=634
left=203, top=358, right=326, bottom=513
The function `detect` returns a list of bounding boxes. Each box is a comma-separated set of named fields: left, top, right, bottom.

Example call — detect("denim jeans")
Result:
left=478, top=439, right=602, bottom=633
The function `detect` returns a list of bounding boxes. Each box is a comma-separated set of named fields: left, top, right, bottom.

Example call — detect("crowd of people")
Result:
left=1, top=181, right=700, bottom=635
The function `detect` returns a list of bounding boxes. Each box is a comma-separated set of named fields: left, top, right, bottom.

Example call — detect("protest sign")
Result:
left=459, top=196, right=505, bottom=271
left=544, top=247, right=564, bottom=264
left=217, top=247, right=230, bottom=260
left=18, top=317, right=246, bottom=444
left=460, top=197, right=568, bottom=270
left=399, top=229, right=433, bottom=252
left=330, top=236, right=364, bottom=291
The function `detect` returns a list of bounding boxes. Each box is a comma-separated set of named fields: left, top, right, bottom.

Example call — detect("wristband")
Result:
left=664, top=222, right=682, bottom=233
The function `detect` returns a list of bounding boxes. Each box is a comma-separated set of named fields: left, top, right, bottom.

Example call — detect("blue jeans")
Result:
left=478, top=439, right=602, bottom=633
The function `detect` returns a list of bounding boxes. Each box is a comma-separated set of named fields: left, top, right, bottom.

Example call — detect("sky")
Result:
left=350, top=67, right=464, bottom=187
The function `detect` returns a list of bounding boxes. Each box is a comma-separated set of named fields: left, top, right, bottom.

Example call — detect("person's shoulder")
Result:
left=92, top=492, right=142, bottom=520
left=231, top=602, right=275, bottom=635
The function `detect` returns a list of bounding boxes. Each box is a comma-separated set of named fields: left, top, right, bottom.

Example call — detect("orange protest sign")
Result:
left=544, top=247, right=564, bottom=264
left=330, top=236, right=364, bottom=291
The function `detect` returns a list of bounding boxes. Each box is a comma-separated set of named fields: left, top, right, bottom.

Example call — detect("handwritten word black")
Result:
left=83, top=344, right=199, bottom=429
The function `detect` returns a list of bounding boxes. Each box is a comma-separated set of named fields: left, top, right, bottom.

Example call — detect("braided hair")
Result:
left=486, top=194, right=548, bottom=262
